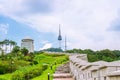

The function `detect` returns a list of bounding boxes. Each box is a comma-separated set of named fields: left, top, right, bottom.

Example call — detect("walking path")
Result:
left=53, top=62, right=74, bottom=80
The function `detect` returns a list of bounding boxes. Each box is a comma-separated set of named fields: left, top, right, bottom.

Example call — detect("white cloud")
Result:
left=40, top=43, right=52, bottom=50
left=0, top=23, right=9, bottom=40
left=1, top=0, right=120, bottom=50
left=0, top=23, right=9, bottom=34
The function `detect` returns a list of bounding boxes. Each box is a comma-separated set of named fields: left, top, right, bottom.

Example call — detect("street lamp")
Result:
left=48, top=73, right=50, bottom=80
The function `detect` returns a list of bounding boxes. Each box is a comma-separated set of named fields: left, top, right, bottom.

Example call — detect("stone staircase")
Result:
left=53, top=73, right=74, bottom=80
left=53, top=62, right=74, bottom=80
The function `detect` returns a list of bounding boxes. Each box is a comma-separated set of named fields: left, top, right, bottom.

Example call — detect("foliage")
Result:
left=87, top=54, right=99, bottom=62
left=66, top=48, right=120, bottom=62
left=12, top=46, right=20, bottom=53
left=43, top=53, right=66, bottom=57
left=32, top=64, right=62, bottom=80
left=0, top=61, right=10, bottom=74
left=0, top=39, right=17, bottom=53
left=11, top=46, right=20, bottom=56
left=112, top=50, right=120, bottom=58
left=21, top=47, right=29, bottom=56
left=0, top=74, right=11, bottom=80
left=32, top=55, right=69, bottom=80
left=11, top=64, right=48, bottom=80
left=42, top=48, right=63, bottom=52
left=0, top=59, right=30, bottom=74
left=0, top=52, right=68, bottom=80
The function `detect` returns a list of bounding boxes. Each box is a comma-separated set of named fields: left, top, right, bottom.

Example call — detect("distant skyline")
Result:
left=0, top=0, right=120, bottom=50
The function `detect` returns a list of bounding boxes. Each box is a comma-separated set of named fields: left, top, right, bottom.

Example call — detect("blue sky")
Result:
left=0, top=0, right=120, bottom=50
left=0, top=15, right=57, bottom=50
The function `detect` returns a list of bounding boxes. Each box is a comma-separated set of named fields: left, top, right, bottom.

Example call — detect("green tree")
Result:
left=112, top=50, right=120, bottom=58
left=9, top=40, right=17, bottom=52
left=21, top=48, right=29, bottom=56
left=0, top=48, right=5, bottom=60
left=83, top=49, right=95, bottom=54
left=88, top=54, right=99, bottom=62
left=42, top=48, right=63, bottom=52
left=100, top=49, right=116, bottom=58
left=11, top=46, right=20, bottom=56
left=0, top=41, right=4, bottom=50
left=65, top=50, right=74, bottom=53
left=0, top=41, right=3, bottom=49
left=3, top=39, right=9, bottom=53
left=0, top=39, right=17, bottom=53
left=102, top=56, right=113, bottom=62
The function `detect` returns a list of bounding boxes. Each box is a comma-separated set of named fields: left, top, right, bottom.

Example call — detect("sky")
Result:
left=0, top=0, right=120, bottom=51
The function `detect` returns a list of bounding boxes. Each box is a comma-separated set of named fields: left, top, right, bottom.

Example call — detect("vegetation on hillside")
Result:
left=0, top=39, right=69, bottom=80
left=66, top=49, right=120, bottom=62
left=41, top=48, right=63, bottom=52
left=0, top=51, right=68, bottom=80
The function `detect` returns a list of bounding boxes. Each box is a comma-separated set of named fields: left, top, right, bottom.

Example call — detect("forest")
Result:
left=66, top=48, right=120, bottom=62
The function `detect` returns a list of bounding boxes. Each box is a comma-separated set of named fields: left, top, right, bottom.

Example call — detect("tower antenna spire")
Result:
left=59, top=24, right=61, bottom=36
left=65, top=36, right=67, bottom=51
left=58, top=24, right=62, bottom=49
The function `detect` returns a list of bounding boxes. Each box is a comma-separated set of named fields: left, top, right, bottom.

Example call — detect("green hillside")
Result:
left=0, top=52, right=69, bottom=80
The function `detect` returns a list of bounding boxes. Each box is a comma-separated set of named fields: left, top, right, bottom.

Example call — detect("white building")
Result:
left=21, top=38, right=34, bottom=52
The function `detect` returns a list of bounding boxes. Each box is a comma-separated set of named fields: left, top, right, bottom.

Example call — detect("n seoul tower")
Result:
left=58, top=24, right=62, bottom=49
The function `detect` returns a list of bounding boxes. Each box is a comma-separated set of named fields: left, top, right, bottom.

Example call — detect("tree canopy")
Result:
left=66, top=48, right=120, bottom=62
left=41, top=48, right=63, bottom=52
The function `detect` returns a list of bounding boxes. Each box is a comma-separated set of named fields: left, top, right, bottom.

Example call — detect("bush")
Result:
left=0, top=67, right=6, bottom=74
left=0, top=78, right=7, bottom=80
left=11, top=64, right=48, bottom=80
left=14, top=60, right=29, bottom=68
left=0, top=61, right=11, bottom=74
left=33, top=61, right=38, bottom=65
left=42, top=64, right=48, bottom=70
left=43, top=53, right=66, bottom=57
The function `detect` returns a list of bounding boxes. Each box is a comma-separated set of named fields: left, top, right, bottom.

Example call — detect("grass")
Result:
left=32, top=53, right=69, bottom=80
left=0, top=73, right=11, bottom=80
left=0, top=53, right=69, bottom=80
left=32, top=63, right=63, bottom=80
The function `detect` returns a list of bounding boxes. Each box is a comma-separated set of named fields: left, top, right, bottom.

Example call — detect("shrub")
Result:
left=11, top=64, right=48, bottom=80
left=0, top=78, right=7, bottom=80
left=43, top=53, right=65, bottom=57
left=0, top=61, right=11, bottom=74
left=33, top=61, right=38, bottom=65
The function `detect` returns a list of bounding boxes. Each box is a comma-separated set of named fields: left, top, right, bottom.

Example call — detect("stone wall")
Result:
left=69, top=54, right=120, bottom=80
left=69, top=54, right=89, bottom=80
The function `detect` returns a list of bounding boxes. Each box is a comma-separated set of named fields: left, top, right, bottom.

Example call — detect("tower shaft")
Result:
left=58, top=24, right=62, bottom=49
left=65, top=36, right=67, bottom=51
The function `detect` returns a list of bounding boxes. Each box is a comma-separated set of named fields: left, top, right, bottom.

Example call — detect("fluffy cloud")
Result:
left=1, top=0, right=120, bottom=50
left=40, top=43, right=52, bottom=50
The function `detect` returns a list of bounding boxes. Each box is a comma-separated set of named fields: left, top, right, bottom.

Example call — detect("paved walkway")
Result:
left=53, top=62, right=74, bottom=80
